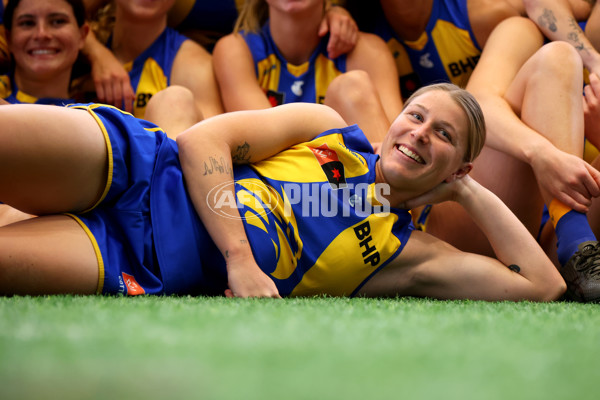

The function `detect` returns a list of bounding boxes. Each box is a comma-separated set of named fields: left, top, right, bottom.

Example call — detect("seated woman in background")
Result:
left=76, top=0, right=358, bottom=118
left=212, top=0, right=401, bottom=141
left=79, top=0, right=223, bottom=120
left=0, top=0, right=87, bottom=105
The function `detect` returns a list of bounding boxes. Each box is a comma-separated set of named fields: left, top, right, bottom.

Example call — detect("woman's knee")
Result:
left=324, top=70, right=379, bottom=109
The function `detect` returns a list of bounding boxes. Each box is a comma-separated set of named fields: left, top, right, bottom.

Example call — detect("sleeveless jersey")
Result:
left=242, top=23, right=347, bottom=106
left=0, top=74, right=74, bottom=105
left=110, top=28, right=188, bottom=119
left=374, top=0, right=481, bottom=99
left=152, top=124, right=414, bottom=297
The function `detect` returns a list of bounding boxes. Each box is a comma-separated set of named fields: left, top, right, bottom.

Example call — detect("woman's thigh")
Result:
left=0, top=215, right=99, bottom=295
left=0, top=105, right=108, bottom=214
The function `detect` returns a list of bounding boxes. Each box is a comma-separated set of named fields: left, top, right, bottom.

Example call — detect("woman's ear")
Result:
left=79, top=23, right=91, bottom=48
left=444, top=162, right=473, bottom=183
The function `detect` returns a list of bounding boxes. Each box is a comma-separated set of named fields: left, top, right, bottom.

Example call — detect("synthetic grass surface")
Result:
left=1, top=296, right=599, bottom=400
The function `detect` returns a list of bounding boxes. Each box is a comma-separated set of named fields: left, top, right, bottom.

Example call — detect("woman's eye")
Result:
left=17, top=19, right=35, bottom=28
left=438, top=129, right=452, bottom=142
left=410, top=112, right=423, bottom=122
left=50, top=18, right=68, bottom=26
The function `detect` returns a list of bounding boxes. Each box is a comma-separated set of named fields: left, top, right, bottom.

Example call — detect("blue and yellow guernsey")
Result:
left=374, top=0, right=481, bottom=99
left=0, top=74, right=74, bottom=105
left=152, top=124, right=414, bottom=297
left=110, top=28, right=188, bottom=119
left=242, top=23, right=347, bottom=106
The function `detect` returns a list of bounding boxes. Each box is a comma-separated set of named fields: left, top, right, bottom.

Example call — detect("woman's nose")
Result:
left=34, top=22, right=51, bottom=39
left=411, top=125, right=431, bottom=143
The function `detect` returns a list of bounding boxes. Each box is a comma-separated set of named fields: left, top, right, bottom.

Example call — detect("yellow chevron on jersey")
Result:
left=113, top=28, right=187, bottom=119
left=0, top=74, right=74, bottom=105
left=236, top=177, right=303, bottom=281
left=314, top=53, right=343, bottom=105
left=257, top=53, right=281, bottom=92
left=244, top=23, right=347, bottom=105
left=0, top=74, right=38, bottom=103
left=431, top=20, right=480, bottom=88
left=290, top=212, right=401, bottom=297
left=374, top=0, right=481, bottom=99
left=287, top=61, right=309, bottom=77
left=124, top=57, right=168, bottom=120
left=251, top=133, right=369, bottom=183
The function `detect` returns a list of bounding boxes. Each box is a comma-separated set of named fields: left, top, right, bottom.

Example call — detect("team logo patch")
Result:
left=122, top=272, right=145, bottom=295
left=419, top=53, right=434, bottom=68
left=291, top=80, right=304, bottom=96
left=309, top=144, right=347, bottom=188
left=266, top=90, right=284, bottom=107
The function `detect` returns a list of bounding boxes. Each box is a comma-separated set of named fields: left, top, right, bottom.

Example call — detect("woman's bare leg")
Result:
left=0, top=104, right=108, bottom=214
left=0, top=215, right=99, bottom=295
left=324, top=71, right=392, bottom=143
left=145, top=85, right=203, bottom=139
left=428, top=42, right=585, bottom=257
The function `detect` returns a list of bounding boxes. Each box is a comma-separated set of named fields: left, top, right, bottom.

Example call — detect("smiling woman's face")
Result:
left=377, top=89, right=470, bottom=194
left=8, top=0, right=86, bottom=80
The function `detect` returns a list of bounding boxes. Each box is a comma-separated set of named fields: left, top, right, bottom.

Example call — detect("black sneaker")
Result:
left=561, top=241, right=600, bottom=302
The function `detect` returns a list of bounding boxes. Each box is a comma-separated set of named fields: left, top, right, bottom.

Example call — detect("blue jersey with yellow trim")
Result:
left=242, top=23, right=347, bottom=105
left=0, top=74, right=74, bottom=105
left=374, top=0, right=481, bottom=99
left=110, top=28, right=188, bottom=119
left=152, top=124, right=413, bottom=297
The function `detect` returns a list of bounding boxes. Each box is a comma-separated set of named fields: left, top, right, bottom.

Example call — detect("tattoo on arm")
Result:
left=568, top=17, right=588, bottom=52
left=232, top=142, right=251, bottom=164
left=225, top=240, right=249, bottom=259
left=202, top=156, right=233, bottom=176
left=538, top=9, right=557, bottom=32
left=507, top=264, right=521, bottom=273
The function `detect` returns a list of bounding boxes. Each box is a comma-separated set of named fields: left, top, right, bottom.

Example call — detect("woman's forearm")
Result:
left=455, top=176, right=561, bottom=286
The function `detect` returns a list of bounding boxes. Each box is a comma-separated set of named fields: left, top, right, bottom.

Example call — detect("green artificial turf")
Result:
left=1, top=296, right=599, bottom=400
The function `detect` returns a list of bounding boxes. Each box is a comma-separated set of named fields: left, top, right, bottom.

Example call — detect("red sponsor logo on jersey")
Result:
left=310, top=144, right=339, bottom=164
left=266, top=90, right=284, bottom=107
left=309, top=144, right=347, bottom=188
left=122, top=272, right=145, bottom=295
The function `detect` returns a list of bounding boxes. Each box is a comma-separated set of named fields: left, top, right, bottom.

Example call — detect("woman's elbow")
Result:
left=532, top=276, right=567, bottom=302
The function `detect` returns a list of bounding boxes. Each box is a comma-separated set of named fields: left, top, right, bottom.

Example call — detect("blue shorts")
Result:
left=69, top=104, right=228, bottom=296
left=66, top=104, right=167, bottom=295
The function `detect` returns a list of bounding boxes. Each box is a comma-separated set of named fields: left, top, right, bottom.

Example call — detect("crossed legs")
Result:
left=0, top=104, right=108, bottom=295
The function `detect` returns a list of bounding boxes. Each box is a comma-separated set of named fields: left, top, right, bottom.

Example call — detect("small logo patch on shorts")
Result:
left=122, top=272, right=145, bottom=295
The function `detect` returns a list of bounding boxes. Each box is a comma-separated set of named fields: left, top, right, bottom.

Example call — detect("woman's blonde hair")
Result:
left=403, top=83, right=486, bottom=163
left=234, top=0, right=330, bottom=33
